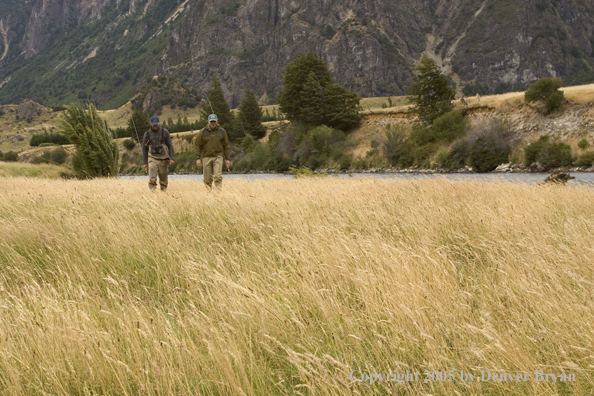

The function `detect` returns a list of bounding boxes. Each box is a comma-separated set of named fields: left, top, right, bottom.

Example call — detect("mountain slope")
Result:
left=0, top=0, right=593, bottom=109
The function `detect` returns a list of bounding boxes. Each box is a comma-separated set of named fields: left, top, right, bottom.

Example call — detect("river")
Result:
left=124, top=172, right=594, bottom=186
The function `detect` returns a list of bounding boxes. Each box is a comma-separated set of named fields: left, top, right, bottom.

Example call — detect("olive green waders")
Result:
left=148, top=157, right=169, bottom=191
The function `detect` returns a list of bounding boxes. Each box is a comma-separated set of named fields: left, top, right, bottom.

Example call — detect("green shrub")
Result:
left=384, top=124, right=415, bottom=168
left=524, top=135, right=573, bottom=170
left=576, top=152, right=594, bottom=167
left=409, top=123, right=434, bottom=145
left=524, top=77, right=565, bottom=113
left=50, top=147, right=69, bottom=165
left=431, top=111, right=468, bottom=142
left=30, top=131, right=70, bottom=146
left=123, top=138, right=136, bottom=150
left=3, top=151, right=19, bottom=162
left=435, top=147, right=449, bottom=167
left=294, top=125, right=349, bottom=169
left=467, top=119, right=514, bottom=172
left=469, top=136, right=511, bottom=172
left=578, top=139, right=589, bottom=150
left=538, top=142, right=572, bottom=169
left=524, top=136, right=550, bottom=166
left=414, top=144, right=437, bottom=167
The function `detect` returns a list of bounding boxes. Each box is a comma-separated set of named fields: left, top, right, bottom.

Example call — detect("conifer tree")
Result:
left=278, top=52, right=361, bottom=130
left=238, top=86, right=266, bottom=139
left=127, top=109, right=150, bottom=141
left=408, top=55, right=455, bottom=124
left=201, top=75, right=233, bottom=128
left=61, top=103, right=119, bottom=178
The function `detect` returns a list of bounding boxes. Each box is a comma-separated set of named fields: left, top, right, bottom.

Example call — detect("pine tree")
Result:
left=201, top=75, right=233, bottom=129
left=127, top=109, right=150, bottom=142
left=278, top=52, right=361, bottom=130
left=237, top=86, right=267, bottom=139
left=61, top=103, right=119, bottom=178
left=408, top=55, right=455, bottom=124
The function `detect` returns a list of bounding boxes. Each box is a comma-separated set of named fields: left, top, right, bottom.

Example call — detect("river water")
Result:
left=124, top=172, right=594, bottom=186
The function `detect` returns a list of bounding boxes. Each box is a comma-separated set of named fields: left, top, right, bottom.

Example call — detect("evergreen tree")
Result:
left=127, top=109, right=151, bottom=142
left=238, top=86, right=267, bottom=139
left=408, top=55, right=455, bottom=124
left=201, top=75, right=233, bottom=130
left=277, top=52, right=361, bottom=131
left=61, top=103, right=119, bottom=179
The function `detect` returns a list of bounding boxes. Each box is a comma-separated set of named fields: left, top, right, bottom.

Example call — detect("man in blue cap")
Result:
left=195, top=113, right=231, bottom=189
left=142, top=116, right=175, bottom=191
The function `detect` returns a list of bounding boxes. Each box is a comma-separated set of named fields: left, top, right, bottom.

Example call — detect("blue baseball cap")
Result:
left=150, top=116, right=159, bottom=126
left=208, top=114, right=218, bottom=122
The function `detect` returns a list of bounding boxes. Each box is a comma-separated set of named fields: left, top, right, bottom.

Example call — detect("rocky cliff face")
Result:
left=0, top=0, right=593, bottom=109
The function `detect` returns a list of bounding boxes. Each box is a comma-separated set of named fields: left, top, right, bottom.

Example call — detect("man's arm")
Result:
left=141, top=132, right=149, bottom=165
left=223, top=130, right=231, bottom=160
left=195, top=130, right=202, bottom=167
left=164, top=129, right=175, bottom=162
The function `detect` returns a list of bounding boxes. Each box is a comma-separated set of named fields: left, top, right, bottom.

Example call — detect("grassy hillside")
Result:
left=0, top=178, right=592, bottom=395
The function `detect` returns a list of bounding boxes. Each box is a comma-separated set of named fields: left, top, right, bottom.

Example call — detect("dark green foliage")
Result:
left=127, top=109, right=151, bottom=142
left=61, top=103, right=119, bottom=178
left=233, top=131, right=292, bottom=172
left=431, top=111, right=468, bottom=142
left=112, top=126, right=130, bottom=139
left=277, top=53, right=361, bottom=131
left=409, top=123, right=433, bottom=145
left=576, top=152, right=594, bottom=167
left=462, top=81, right=491, bottom=96
left=414, top=144, right=438, bottom=168
left=384, top=124, right=415, bottom=168
left=445, top=139, right=473, bottom=169
left=524, top=135, right=572, bottom=169
left=294, top=125, right=352, bottom=169
left=578, top=139, right=589, bottom=150
left=123, top=138, right=136, bottom=150
left=30, top=131, right=70, bottom=146
left=565, top=59, right=594, bottom=86
left=238, top=86, right=266, bottom=139
left=49, top=147, right=69, bottom=165
left=1, top=150, right=18, bottom=162
left=262, top=108, right=284, bottom=122
left=32, top=147, right=69, bottom=165
left=524, top=78, right=565, bottom=113
left=0, top=151, right=3, bottom=160
left=538, top=142, right=572, bottom=169
left=469, top=137, right=510, bottom=173
left=169, top=151, right=198, bottom=173
left=524, top=136, right=550, bottom=166
left=408, top=55, right=455, bottom=124
left=467, top=120, right=513, bottom=172
left=201, top=76, right=232, bottom=126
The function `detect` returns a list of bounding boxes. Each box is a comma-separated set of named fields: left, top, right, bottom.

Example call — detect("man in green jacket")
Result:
left=195, top=114, right=231, bottom=189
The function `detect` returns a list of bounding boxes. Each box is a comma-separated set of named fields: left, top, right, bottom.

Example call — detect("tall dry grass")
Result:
left=0, top=177, right=593, bottom=395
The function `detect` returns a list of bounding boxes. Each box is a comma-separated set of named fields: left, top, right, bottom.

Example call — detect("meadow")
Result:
left=0, top=177, right=593, bottom=395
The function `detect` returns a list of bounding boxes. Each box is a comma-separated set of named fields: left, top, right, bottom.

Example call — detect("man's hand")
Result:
left=196, top=159, right=202, bottom=167
left=226, top=160, right=231, bottom=168
left=170, top=160, right=175, bottom=165
left=143, top=164, right=148, bottom=170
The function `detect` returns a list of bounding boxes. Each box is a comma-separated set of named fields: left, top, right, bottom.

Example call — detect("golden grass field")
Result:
left=1, top=177, right=593, bottom=395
